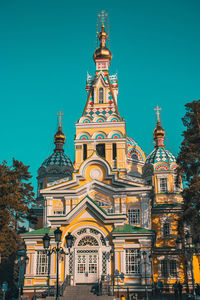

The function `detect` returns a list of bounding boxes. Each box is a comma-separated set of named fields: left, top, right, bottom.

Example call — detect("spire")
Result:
left=153, top=105, right=165, bottom=148
left=93, top=10, right=112, bottom=69
left=54, top=110, right=66, bottom=152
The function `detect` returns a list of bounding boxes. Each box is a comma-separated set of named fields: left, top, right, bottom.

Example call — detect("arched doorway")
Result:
left=66, top=227, right=111, bottom=285
left=76, top=235, right=99, bottom=283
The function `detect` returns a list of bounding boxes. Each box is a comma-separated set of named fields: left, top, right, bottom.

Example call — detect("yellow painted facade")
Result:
left=22, top=15, right=200, bottom=300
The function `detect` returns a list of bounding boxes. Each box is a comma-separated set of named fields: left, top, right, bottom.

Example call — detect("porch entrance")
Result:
left=75, top=235, right=100, bottom=284
left=76, top=250, right=98, bottom=283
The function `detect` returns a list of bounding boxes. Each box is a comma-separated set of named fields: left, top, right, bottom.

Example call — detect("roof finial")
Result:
left=94, top=10, right=112, bottom=64
left=98, top=10, right=108, bottom=26
left=154, top=105, right=162, bottom=122
left=54, top=111, right=65, bottom=152
left=153, top=106, right=165, bottom=148
left=57, top=110, right=64, bottom=128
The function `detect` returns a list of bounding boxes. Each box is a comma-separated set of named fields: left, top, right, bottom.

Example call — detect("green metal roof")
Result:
left=21, top=227, right=54, bottom=236
left=112, top=224, right=154, bottom=234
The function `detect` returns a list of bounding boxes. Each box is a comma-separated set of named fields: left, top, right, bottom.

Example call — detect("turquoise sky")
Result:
left=0, top=0, right=200, bottom=191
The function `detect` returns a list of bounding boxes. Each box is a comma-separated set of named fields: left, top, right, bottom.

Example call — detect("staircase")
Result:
left=62, top=285, right=114, bottom=300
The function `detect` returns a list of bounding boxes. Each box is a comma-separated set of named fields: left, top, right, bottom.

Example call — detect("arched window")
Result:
left=99, top=87, right=104, bottom=103
left=78, top=236, right=99, bottom=246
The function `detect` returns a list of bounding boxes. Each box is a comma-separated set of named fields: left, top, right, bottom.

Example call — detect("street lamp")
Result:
left=142, top=251, right=149, bottom=300
left=65, top=232, right=74, bottom=251
left=176, top=232, right=199, bottom=300
left=110, top=248, right=115, bottom=297
left=15, top=252, right=29, bottom=300
left=149, top=254, right=154, bottom=296
left=42, top=228, right=74, bottom=300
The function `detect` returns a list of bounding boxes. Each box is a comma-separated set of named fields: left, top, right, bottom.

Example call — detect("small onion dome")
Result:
left=39, top=124, right=74, bottom=178
left=54, top=125, right=66, bottom=152
left=145, top=120, right=176, bottom=165
left=93, top=25, right=112, bottom=62
left=153, top=121, right=165, bottom=148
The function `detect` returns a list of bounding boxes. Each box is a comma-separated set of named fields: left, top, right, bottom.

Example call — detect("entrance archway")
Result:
left=65, top=227, right=111, bottom=285
left=76, top=236, right=99, bottom=283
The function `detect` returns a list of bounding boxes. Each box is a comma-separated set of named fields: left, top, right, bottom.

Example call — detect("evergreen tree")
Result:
left=176, top=100, right=200, bottom=239
left=0, top=159, right=36, bottom=298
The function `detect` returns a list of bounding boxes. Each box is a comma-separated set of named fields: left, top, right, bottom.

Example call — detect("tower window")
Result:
left=96, top=143, right=105, bottom=158
left=83, top=144, right=87, bottom=160
left=99, top=87, right=104, bottom=104
left=163, top=222, right=170, bottom=237
left=112, top=143, right=117, bottom=160
left=160, top=178, right=167, bottom=192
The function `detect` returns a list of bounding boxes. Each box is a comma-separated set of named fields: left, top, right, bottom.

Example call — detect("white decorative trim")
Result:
left=90, top=168, right=102, bottom=180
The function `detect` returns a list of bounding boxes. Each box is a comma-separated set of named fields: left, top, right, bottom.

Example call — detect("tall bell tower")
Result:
left=74, top=11, right=127, bottom=172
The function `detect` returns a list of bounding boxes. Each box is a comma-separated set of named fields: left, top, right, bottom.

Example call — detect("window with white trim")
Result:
left=36, top=251, right=48, bottom=275
left=160, top=178, right=167, bottom=192
left=126, top=249, right=140, bottom=275
left=128, top=209, right=140, bottom=225
left=163, top=222, right=170, bottom=237
left=160, top=259, right=177, bottom=278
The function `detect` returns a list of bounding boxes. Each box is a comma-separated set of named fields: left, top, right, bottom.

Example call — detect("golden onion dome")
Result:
left=153, top=121, right=165, bottom=138
left=54, top=125, right=66, bottom=151
left=93, top=25, right=112, bottom=61
left=153, top=121, right=165, bottom=148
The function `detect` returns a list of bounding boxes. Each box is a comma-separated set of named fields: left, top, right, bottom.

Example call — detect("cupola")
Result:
left=93, top=24, right=112, bottom=62
left=145, top=106, right=176, bottom=167
left=37, top=111, right=74, bottom=197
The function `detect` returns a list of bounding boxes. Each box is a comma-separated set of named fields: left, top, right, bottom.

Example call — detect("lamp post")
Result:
left=110, top=248, right=115, bottom=297
left=42, top=228, right=74, bottom=300
left=149, top=254, right=154, bottom=296
left=15, top=252, right=29, bottom=300
left=142, top=251, right=149, bottom=300
left=176, top=232, right=200, bottom=300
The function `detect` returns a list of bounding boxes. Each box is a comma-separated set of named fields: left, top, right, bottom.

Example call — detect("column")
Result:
left=140, top=193, right=150, bottom=229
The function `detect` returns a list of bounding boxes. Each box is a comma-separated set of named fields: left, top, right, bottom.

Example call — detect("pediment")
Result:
left=92, top=72, right=108, bottom=88
left=47, top=195, right=127, bottom=226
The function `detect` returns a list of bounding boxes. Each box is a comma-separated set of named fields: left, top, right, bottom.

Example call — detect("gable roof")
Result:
left=47, top=195, right=127, bottom=226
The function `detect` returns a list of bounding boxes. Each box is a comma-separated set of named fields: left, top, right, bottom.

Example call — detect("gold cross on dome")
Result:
left=57, top=110, right=64, bottom=127
left=98, top=10, right=108, bottom=25
left=154, top=105, right=162, bottom=122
